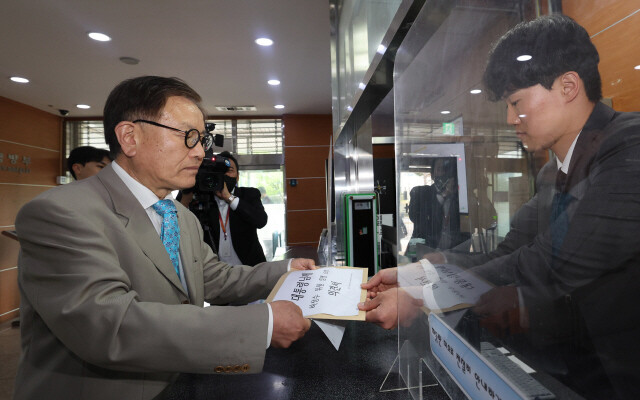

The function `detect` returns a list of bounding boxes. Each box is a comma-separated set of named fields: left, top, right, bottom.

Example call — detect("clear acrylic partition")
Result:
left=393, top=1, right=593, bottom=399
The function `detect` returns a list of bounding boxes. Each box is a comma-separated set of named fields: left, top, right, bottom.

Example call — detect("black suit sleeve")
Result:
left=467, top=116, right=640, bottom=305
left=234, top=187, right=268, bottom=229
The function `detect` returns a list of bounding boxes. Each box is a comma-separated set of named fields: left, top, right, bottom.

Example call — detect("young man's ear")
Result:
left=560, top=71, right=581, bottom=103
left=71, top=163, right=83, bottom=178
left=114, top=121, right=137, bottom=157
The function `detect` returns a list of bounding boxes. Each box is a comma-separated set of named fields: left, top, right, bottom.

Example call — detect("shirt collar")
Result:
left=112, top=160, right=170, bottom=209
left=556, top=132, right=581, bottom=173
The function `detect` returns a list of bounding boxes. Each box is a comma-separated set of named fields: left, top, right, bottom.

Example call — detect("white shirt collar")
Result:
left=556, top=132, right=581, bottom=173
left=111, top=160, right=170, bottom=209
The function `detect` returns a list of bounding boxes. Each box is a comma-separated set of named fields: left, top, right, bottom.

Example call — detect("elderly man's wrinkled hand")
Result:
left=289, top=258, right=316, bottom=271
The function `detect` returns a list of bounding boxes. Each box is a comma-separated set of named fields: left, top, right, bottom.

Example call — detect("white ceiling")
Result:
left=0, top=0, right=332, bottom=118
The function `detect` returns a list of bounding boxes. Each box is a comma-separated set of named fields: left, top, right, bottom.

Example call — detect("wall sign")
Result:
left=0, top=152, right=32, bottom=174
left=429, top=313, right=527, bottom=400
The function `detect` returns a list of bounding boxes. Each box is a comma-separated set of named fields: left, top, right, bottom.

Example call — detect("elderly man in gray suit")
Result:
left=14, top=76, right=315, bottom=400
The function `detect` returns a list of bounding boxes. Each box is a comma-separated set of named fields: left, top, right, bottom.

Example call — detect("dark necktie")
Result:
left=550, top=169, right=571, bottom=256
left=555, top=169, right=568, bottom=192
left=152, top=199, right=181, bottom=277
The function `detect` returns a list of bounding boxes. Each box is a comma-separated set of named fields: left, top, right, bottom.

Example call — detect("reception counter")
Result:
left=163, top=319, right=450, bottom=400
left=162, top=246, right=448, bottom=399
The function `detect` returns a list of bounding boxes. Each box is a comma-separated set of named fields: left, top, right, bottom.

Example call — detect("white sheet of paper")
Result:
left=398, top=259, right=441, bottom=299
left=421, top=264, right=492, bottom=311
left=272, top=268, right=364, bottom=317
left=314, top=320, right=347, bottom=350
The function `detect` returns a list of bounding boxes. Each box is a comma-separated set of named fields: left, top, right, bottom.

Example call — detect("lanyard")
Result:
left=218, top=206, right=230, bottom=240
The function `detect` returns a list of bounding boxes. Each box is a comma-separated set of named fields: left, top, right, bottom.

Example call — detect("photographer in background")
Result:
left=210, top=151, right=268, bottom=265
left=67, top=146, right=112, bottom=180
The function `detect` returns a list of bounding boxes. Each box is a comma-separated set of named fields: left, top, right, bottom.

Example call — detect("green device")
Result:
left=343, top=193, right=379, bottom=277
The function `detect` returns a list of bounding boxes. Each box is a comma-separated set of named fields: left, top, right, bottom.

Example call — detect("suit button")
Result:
left=224, top=365, right=233, bottom=373
left=233, top=365, right=241, bottom=373
left=214, top=366, right=224, bottom=373
left=241, top=364, right=250, bottom=372
left=182, top=300, right=190, bottom=304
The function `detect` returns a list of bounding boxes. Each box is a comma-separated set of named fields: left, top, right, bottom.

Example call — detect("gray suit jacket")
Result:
left=14, top=164, right=288, bottom=400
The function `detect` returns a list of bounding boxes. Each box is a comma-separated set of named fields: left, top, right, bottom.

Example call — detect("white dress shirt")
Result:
left=214, top=190, right=243, bottom=265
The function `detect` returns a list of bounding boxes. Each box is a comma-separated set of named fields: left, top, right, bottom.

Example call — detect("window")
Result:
left=236, top=119, right=282, bottom=155
left=207, top=119, right=283, bottom=155
left=64, top=121, right=109, bottom=153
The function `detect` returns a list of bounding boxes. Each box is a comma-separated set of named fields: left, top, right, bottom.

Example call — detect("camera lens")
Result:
left=202, top=176, right=216, bottom=189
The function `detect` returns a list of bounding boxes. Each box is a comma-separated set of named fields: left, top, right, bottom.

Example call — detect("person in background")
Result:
left=259, top=186, right=273, bottom=204
left=408, top=157, right=461, bottom=250
left=66, top=145, right=112, bottom=180
left=14, top=76, right=314, bottom=400
left=211, top=151, right=268, bottom=266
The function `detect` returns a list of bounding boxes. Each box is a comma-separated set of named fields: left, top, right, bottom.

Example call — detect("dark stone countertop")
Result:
left=163, top=320, right=450, bottom=400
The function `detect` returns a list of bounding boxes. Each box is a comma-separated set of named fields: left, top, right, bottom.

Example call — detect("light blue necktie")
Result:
left=152, top=199, right=181, bottom=277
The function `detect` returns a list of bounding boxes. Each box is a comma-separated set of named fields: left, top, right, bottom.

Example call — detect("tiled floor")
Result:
left=0, top=320, right=20, bottom=400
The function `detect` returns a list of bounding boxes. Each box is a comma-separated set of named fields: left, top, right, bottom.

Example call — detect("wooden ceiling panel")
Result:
left=563, top=0, right=640, bottom=36
left=592, top=12, right=640, bottom=111
left=564, top=0, right=640, bottom=112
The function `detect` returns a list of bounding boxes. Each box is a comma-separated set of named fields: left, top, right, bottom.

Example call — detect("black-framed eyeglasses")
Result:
left=133, top=119, right=214, bottom=151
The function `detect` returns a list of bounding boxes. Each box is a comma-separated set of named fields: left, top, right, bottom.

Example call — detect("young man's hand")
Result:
left=358, top=288, right=423, bottom=330
left=361, top=267, right=398, bottom=298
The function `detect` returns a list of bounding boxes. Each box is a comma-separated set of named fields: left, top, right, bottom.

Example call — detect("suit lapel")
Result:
left=176, top=206, right=198, bottom=302
left=97, top=165, right=188, bottom=297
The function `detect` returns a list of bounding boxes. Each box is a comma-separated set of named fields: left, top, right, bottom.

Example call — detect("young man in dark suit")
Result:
left=360, top=15, right=640, bottom=398
left=211, top=151, right=269, bottom=266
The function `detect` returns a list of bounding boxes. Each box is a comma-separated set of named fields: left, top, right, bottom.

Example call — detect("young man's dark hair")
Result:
left=66, top=146, right=112, bottom=179
left=483, top=14, right=602, bottom=102
left=218, top=151, right=239, bottom=172
left=103, top=76, right=204, bottom=158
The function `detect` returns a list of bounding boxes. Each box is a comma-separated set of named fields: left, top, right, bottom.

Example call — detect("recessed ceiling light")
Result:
left=10, top=76, right=29, bottom=83
left=76, top=104, right=91, bottom=109
left=470, top=89, right=482, bottom=94
left=255, top=37, right=273, bottom=46
left=268, top=79, right=280, bottom=86
left=441, top=110, right=451, bottom=115
left=517, top=55, right=532, bottom=62
left=274, top=104, right=285, bottom=109
left=635, top=65, right=640, bottom=70
left=88, top=32, right=111, bottom=42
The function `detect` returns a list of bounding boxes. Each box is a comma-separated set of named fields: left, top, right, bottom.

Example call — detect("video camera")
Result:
left=195, top=151, right=231, bottom=193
